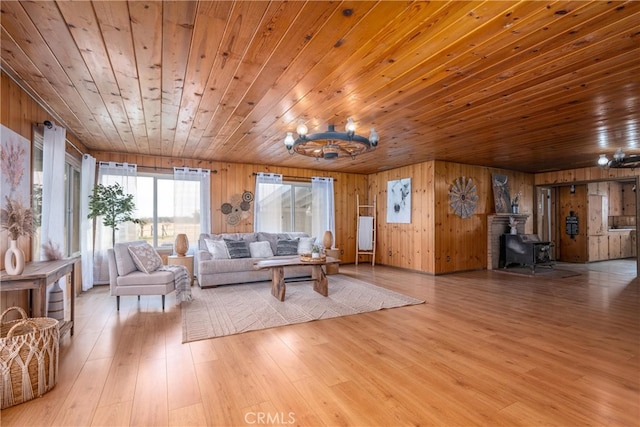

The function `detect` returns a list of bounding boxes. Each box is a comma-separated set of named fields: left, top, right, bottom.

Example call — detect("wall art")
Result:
left=386, top=178, right=411, bottom=223
left=449, top=176, right=478, bottom=218
left=221, top=190, right=254, bottom=226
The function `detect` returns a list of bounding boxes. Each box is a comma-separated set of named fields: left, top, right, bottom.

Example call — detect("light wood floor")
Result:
left=1, top=261, right=638, bottom=426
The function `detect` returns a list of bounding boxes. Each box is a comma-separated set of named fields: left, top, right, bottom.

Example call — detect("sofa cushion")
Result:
left=128, top=243, right=163, bottom=274
left=205, top=239, right=230, bottom=259
left=199, top=233, right=257, bottom=250
left=116, top=270, right=175, bottom=286
left=297, top=237, right=315, bottom=254
left=113, top=240, right=146, bottom=276
left=225, top=239, right=251, bottom=259
left=276, top=238, right=299, bottom=256
left=249, top=241, right=273, bottom=258
left=256, top=232, right=278, bottom=254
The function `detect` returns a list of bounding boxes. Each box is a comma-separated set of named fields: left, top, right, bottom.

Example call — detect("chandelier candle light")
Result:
left=284, top=118, right=378, bottom=160
left=598, top=148, right=640, bottom=168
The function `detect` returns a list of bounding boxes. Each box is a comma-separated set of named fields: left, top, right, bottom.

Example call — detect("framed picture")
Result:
left=1, top=125, right=31, bottom=208
left=387, top=178, right=411, bottom=223
left=491, top=173, right=511, bottom=214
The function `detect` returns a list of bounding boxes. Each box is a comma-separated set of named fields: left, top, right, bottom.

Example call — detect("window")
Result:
left=65, top=161, right=81, bottom=257
left=32, top=133, right=81, bottom=259
left=255, top=180, right=312, bottom=234
left=32, top=143, right=42, bottom=260
left=135, top=172, right=203, bottom=253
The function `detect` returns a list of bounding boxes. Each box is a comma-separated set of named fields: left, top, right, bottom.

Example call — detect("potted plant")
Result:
left=88, top=183, right=139, bottom=247
left=311, top=244, right=321, bottom=259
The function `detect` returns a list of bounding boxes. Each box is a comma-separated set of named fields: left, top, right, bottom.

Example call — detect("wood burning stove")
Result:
left=500, top=234, right=553, bottom=271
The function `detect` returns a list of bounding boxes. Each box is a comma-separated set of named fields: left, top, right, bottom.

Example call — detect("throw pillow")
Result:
left=249, top=241, right=274, bottom=258
left=128, top=243, right=163, bottom=274
left=276, top=238, right=299, bottom=256
left=205, top=239, right=230, bottom=259
left=224, top=239, right=251, bottom=259
left=297, top=237, right=315, bottom=254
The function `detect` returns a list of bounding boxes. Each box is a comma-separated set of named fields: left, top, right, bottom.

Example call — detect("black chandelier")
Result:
left=598, top=148, right=640, bottom=168
left=284, top=118, right=378, bottom=160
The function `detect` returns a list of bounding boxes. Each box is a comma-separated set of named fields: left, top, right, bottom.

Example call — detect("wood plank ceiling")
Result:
left=1, top=1, right=639, bottom=174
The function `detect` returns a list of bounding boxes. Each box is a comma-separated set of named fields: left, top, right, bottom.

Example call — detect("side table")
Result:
left=168, top=255, right=194, bottom=286
left=0, top=257, right=79, bottom=338
left=325, top=249, right=340, bottom=274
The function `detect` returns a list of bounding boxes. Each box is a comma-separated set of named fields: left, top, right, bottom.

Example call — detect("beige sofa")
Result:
left=197, top=232, right=313, bottom=288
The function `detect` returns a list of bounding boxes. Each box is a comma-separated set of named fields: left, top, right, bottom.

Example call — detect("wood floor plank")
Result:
left=52, top=358, right=113, bottom=426
left=0, top=260, right=637, bottom=426
left=129, top=357, right=168, bottom=426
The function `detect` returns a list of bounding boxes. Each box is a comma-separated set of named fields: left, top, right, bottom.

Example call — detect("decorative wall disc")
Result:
left=242, top=191, right=254, bottom=202
left=221, top=190, right=254, bottom=226
left=221, top=203, right=233, bottom=214
left=449, top=176, right=478, bottom=218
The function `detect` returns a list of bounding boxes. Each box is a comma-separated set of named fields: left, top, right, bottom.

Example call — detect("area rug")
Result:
left=181, top=274, right=424, bottom=343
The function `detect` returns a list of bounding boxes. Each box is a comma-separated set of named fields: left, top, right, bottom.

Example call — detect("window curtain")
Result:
left=41, top=124, right=66, bottom=312
left=173, top=167, right=211, bottom=258
left=93, top=161, right=138, bottom=284
left=311, top=177, right=335, bottom=246
left=80, top=154, right=96, bottom=291
left=41, top=124, right=66, bottom=260
left=254, top=173, right=283, bottom=232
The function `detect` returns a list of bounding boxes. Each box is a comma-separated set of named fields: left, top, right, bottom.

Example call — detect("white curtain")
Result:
left=41, top=125, right=66, bottom=259
left=93, top=161, right=138, bottom=284
left=41, top=124, right=67, bottom=303
left=311, top=177, right=335, bottom=247
left=80, top=154, right=96, bottom=291
left=173, top=167, right=211, bottom=257
left=254, top=173, right=283, bottom=232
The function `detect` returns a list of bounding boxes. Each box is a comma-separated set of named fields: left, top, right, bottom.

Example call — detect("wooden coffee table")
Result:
left=254, top=256, right=339, bottom=301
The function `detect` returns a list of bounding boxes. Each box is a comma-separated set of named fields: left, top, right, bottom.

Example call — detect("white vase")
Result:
left=510, top=227, right=518, bottom=235
left=5, top=239, right=25, bottom=275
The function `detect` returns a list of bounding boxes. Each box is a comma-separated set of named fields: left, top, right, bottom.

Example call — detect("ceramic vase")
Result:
left=174, top=233, right=189, bottom=257
left=511, top=204, right=519, bottom=214
left=4, top=239, right=25, bottom=275
left=322, top=230, right=333, bottom=250
left=510, top=226, right=518, bottom=235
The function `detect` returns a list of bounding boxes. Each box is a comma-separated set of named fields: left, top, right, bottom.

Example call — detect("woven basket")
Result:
left=0, top=307, right=59, bottom=409
left=299, top=253, right=327, bottom=263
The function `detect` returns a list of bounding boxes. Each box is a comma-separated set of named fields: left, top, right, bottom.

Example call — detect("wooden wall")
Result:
left=90, top=151, right=368, bottom=263
left=1, top=71, right=87, bottom=313
left=368, top=160, right=535, bottom=275
left=535, top=166, right=640, bottom=185
left=367, top=163, right=436, bottom=272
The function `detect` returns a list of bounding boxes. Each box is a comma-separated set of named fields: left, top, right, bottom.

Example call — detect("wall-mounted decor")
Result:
left=449, top=176, right=478, bottom=218
left=1, top=125, right=32, bottom=275
left=491, top=173, right=511, bottom=214
left=387, top=178, right=411, bottom=223
left=221, top=190, right=254, bottom=226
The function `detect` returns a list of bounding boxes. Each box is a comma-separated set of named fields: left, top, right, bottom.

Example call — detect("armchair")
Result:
left=107, top=241, right=177, bottom=311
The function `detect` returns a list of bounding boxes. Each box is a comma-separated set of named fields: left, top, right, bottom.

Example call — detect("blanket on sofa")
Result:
left=160, top=265, right=192, bottom=303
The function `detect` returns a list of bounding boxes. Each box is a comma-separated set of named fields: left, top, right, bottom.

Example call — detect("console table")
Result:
left=1, top=257, right=78, bottom=338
